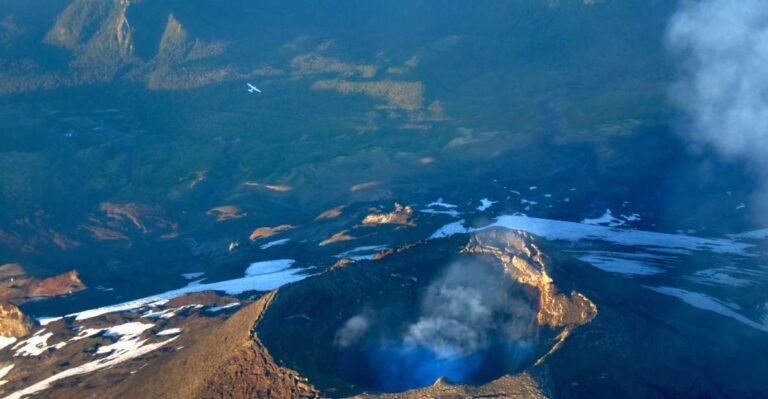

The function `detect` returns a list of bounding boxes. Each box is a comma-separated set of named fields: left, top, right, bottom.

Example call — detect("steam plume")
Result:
left=668, top=0, right=768, bottom=215
left=333, top=260, right=536, bottom=391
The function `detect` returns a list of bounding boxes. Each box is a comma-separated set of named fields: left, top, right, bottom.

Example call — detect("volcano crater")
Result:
left=257, top=229, right=597, bottom=396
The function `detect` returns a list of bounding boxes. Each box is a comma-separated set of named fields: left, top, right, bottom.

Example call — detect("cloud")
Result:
left=668, top=0, right=768, bottom=168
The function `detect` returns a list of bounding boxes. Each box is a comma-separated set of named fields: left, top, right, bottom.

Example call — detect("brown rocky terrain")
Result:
left=315, top=206, right=347, bottom=221
left=361, top=203, right=414, bottom=227
left=0, top=202, right=178, bottom=255
left=312, top=80, right=424, bottom=111
left=245, top=182, right=293, bottom=192
left=462, top=230, right=597, bottom=329
left=206, top=205, right=247, bottom=222
left=87, top=292, right=319, bottom=399
left=370, top=242, right=421, bottom=261
left=249, top=224, right=296, bottom=241
left=0, top=264, right=85, bottom=304
left=26, top=271, right=85, bottom=298
left=351, top=374, right=552, bottom=399
left=0, top=264, right=86, bottom=337
left=0, top=292, right=320, bottom=399
left=462, top=230, right=597, bottom=364
left=292, top=51, right=377, bottom=79
left=0, top=303, right=33, bottom=338
left=0, top=229, right=593, bottom=398
left=81, top=223, right=129, bottom=241
left=319, top=230, right=355, bottom=246
left=349, top=182, right=382, bottom=192
left=0, top=212, right=82, bottom=254
left=84, top=202, right=178, bottom=240
left=331, top=258, right=356, bottom=269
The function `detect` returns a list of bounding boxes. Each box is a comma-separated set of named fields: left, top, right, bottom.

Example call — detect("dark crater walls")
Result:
left=257, top=232, right=576, bottom=396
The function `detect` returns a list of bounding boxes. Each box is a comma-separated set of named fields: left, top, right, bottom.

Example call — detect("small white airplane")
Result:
left=247, top=83, right=261, bottom=93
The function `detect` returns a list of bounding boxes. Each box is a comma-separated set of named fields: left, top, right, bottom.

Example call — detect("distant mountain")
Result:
left=0, top=0, right=665, bottom=95
left=0, top=0, right=234, bottom=93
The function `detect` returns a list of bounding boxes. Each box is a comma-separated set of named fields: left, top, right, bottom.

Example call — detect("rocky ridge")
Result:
left=462, top=229, right=597, bottom=364
left=0, top=263, right=86, bottom=337
left=0, top=228, right=595, bottom=398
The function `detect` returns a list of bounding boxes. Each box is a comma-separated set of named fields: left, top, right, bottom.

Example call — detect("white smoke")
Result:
left=404, top=285, right=492, bottom=358
left=668, top=0, right=768, bottom=171
left=403, top=260, right=535, bottom=359
left=334, top=314, right=370, bottom=347
left=330, top=260, right=537, bottom=390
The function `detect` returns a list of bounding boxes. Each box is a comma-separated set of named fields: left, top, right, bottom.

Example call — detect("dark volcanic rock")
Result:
left=258, top=228, right=595, bottom=397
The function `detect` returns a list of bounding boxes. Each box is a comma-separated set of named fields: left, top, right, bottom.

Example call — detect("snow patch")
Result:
left=646, top=286, right=768, bottom=333
left=427, top=198, right=458, bottom=209
left=156, top=328, right=181, bottom=336
left=419, top=208, right=461, bottom=217
left=12, top=331, right=65, bottom=357
left=5, top=335, right=178, bottom=399
left=430, top=215, right=754, bottom=259
left=334, top=245, right=388, bottom=261
left=476, top=198, right=497, bottom=211
left=260, top=238, right=290, bottom=250
left=103, top=322, right=154, bottom=338
left=206, top=302, right=241, bottom=313
left=0, top=337, right=18, bottom=351
left=576, top=253, right=666, bottom=276
left=36, top=317, right=62, bottom=326
left=520, top=199, right=538, bottom=210
left=0, top=364, right=14, bottom=387
left=181, top=272, right=204, bottom=280
left=621, top=213, right=641, bottom=222
left=142, top=304, right=201, bottom=320
left=62, top=259, right=306, bottom=321
left=579, top=210, right=642, bottom=227
left=71, top=328, right=104, bottom=341
left=685, top=269, right=755, bottom=287
left=429, top=220, right=468, bottom=239
left=244, top=259, right=295, bottom=276
left=485, top=215, right=752, bottom=255
left=732, top=228, right=768, bottom=240
left=142, top=307, right=180, bottom=320
left=96, top=323, right=156, bottom=356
